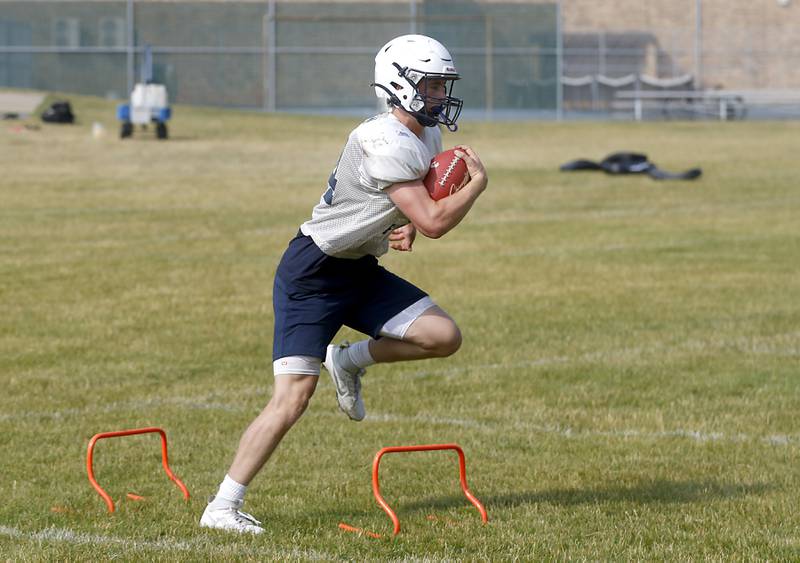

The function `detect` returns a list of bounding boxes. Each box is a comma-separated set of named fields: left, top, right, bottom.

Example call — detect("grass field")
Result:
left=1, top=91, right=799, bottom=560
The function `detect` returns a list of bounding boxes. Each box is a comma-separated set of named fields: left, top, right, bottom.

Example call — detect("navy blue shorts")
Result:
left=272, top=233, right=427, bottom=361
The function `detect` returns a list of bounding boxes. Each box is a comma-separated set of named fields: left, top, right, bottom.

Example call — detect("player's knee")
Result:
left=424, top=322, right=462, bottom=357
left=271, top=378, right=316, bottom=421
left=441, top=324, right=462, bottom=357
left=275, top=392, right=310, bottom=422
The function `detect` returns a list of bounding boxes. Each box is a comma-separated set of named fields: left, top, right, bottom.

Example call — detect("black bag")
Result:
left=41, top=101, right=75, bottom=124
left=560, top=152, right=701, bottom=181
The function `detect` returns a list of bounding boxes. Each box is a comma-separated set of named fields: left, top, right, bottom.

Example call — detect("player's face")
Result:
left=418, top=77, right=448, bottom=108
left=413, top=75, right=462, bottom=131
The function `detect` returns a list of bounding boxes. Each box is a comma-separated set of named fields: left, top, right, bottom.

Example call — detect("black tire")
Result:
left=120, top=121, right=133, bottom=138
left=156, top=122, right=168, bottom=140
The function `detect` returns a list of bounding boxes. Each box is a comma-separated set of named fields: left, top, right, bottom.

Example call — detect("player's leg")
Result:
left=326, top=268, right=462, bottom=421
left=336, top=299, right=461, bottom=368
left=326, top=299, right=460, bottom=422
left=200, top=362, right=320, bottom=534
left=227, top=370, right=319, bottom=485
left=325, top=267, right=428, bottom=420
left=342, top=263, right=463, bottom=365
left=202, top=234, right=345, bottom=533
left=371, top=303, right=462, bottom=362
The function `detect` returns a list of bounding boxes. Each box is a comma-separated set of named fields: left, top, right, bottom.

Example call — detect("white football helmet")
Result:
left=373, top=34, right=463, bottom=131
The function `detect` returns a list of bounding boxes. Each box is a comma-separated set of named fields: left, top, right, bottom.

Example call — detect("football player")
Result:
left=201, top=34, right=488, bottom=534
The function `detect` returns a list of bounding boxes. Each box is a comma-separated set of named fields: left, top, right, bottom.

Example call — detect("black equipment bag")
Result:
left=41, top=101, right=75, bottom=124
left=560, top=152, right=701, bottom=181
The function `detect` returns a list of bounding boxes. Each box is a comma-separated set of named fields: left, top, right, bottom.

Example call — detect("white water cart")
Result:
left=117, top=45, right=171, bottom=140
left=117, top=83, right=171, bottom=139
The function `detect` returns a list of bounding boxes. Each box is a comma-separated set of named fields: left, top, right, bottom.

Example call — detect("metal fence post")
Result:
left=264, top=0, right=276, bottom=112
left=126, top=0, right=134, bottom=95
left=556, top=0, right=563, bottom=120
left=694, top=0, right=703, bottom=88
left=598, top=30, right=606, bottom=77
left=484, top=14, right=493, bottom=118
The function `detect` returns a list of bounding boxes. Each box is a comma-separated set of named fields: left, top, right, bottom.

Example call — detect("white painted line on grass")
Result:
left=3, top=330, right=797, bottom=451
left=365, top=411, right=798, bottom=448
left=404, top=330, right=800, bottom=381
left=0, top=397, right=246, bottom=423
left=0, top=524, right=194, bottom=551
left=0, top=524, right=333, bottom=559
left=4, top=332, right=796, bottom=424
left=3, top=392, right=797, bottom=449
left=404, top=356, right=570, bottom=379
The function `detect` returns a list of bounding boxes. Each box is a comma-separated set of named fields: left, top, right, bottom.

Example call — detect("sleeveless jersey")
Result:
left=300, top=112, right=442, bottom=259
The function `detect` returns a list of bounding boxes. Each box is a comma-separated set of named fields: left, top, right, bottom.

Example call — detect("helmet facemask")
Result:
left=375, top=62, right=463, bottom=132
left=405, top=67, right=463, bottom=132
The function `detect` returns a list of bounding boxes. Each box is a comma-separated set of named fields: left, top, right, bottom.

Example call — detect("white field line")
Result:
left=364, top=412, right=797, bottom=447
left=2, top=393, right=795, bottom=449
left=404, top=331, right=800, bottom=381
left=3, top=330, right=794, bottom=419
left=0, top=524, right=333, bottom=559
left=0, top=397, right=245, bottom=423
left=2, top=332, right=797, bottom=445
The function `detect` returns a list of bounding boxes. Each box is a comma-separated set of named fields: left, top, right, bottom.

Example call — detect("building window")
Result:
left=54, top=18, right=80, bottom=48
left=99, top=17, right=125, bottom=48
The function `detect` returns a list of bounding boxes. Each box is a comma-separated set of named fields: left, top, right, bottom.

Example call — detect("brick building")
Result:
left=561, top=0, right=800, bottom=89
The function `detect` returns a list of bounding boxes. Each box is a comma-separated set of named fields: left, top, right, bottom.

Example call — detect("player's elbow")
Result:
left=414, top=212, right=452, bottom=239
left=416, top=223, right=448, bottom=239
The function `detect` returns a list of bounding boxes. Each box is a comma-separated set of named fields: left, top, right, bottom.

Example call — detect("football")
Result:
left=423, top=148, right=470, bottom=201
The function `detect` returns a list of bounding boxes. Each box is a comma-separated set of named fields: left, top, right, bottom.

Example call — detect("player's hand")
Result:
left=454, top=145, right=488, bottom=192
left=389, top=223, right=416, bottom=252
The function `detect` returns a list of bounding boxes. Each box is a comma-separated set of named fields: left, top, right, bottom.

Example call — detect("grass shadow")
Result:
left=303, top=479, right=774, bottom=533
left=397, top=478, right=774, bottom=513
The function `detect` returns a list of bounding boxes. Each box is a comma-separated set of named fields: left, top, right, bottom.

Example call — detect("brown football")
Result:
left=423, top=148, right=470, bottom=201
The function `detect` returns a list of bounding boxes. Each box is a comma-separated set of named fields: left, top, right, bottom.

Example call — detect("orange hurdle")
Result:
left=86, top=427, right=189, bottom=513
left=340, top=443, right=488, bottom=537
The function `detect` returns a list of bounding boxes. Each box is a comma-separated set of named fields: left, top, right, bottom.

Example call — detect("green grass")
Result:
left=1, top=91, right=799, bottom=560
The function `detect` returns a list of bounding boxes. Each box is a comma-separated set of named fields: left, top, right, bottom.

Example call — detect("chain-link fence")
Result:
left=0, top=0, right=559, bottom=116
left=2, top=0, right=798, bottom=120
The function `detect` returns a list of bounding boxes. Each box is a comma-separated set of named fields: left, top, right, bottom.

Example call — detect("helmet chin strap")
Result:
left=412, top=107, right=440, bottom=128
left=424, top=104, right=460, bottom=132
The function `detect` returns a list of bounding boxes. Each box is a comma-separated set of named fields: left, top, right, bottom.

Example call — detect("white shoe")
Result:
left=200, top=497, right=264, bottom=534
left=324, top=343, right=365, bottom=421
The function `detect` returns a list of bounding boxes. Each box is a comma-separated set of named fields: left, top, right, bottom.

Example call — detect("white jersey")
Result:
left=300, top=112, right=442, bottom=259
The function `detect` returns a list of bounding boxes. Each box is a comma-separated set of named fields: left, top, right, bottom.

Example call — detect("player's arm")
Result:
left=386, top=146, right=488, bottom=239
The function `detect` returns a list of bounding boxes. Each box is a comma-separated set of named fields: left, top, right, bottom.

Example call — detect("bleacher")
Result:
left=562, top=72, right=800, bottom=120
left=614, top=88, right=800, bottom=121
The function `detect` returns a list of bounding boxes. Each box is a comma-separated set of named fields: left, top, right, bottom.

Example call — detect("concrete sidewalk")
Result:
left=0, top=91, right=46, bottom=117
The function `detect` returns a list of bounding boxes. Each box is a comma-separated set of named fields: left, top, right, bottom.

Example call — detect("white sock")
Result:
left=209, top=474, right=247, bottom=508
left=346, top=340, right=376, bottom=370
